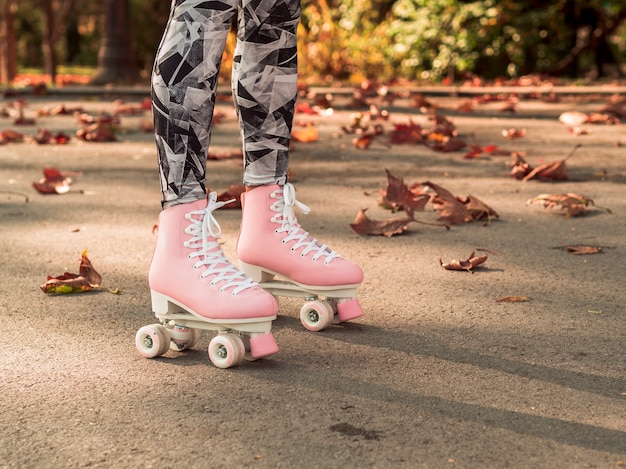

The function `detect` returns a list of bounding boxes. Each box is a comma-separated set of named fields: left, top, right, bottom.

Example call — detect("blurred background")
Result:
left=0, top=0, right=625, bottom=88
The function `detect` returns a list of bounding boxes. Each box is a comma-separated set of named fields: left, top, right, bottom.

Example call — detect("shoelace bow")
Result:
left=271, top=183, right=341, bottom=265
left=184, top=193, right=256, bottom=295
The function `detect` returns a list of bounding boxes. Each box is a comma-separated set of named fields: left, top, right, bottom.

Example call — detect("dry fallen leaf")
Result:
left=456, top=194, right=500, bottom=222
left=350, top=208, right=414, bottom=237
left=560, top=244, right=604, bottom=255
left=208, top=183, right=246, bottom=208
left=423, top=181, right=473, bottom=224
left=527, top=193, right=611, bottom=217
left=41, top=250, right=103, bottom=294
left=496, top=296, right=532, bottom=303
left=32, top=166, right=80, bottom=194
left=440, top=251, right=488, bottom=272
left=522, top=144, right=581, bottom=182
left=380, top=169, right=429, bottom=218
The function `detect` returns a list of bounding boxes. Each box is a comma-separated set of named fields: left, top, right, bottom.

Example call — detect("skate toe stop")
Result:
left=249, top=332, right=279, bottom=359
left=337, top=298, right=363, bottom=322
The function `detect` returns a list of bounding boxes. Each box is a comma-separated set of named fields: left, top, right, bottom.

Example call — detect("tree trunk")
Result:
left=0, top=0, right=17, bottom=84
left=90, top=0, right=140, bottom=85
left=40, top=0, right=57, bottom=85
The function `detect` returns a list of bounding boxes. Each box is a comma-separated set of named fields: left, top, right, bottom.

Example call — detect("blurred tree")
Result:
left=0, top=0, right=17, bottom=83
left=40, top=0, right=74, bottom=84
left=90, top=0, right=140, bottom=84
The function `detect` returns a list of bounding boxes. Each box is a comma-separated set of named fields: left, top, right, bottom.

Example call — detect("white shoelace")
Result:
left=270, top=183, right=341, bottom=265
left=183, top=192, right=256, bottom=295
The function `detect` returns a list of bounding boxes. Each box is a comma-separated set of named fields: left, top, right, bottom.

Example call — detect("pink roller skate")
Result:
left=135, top=192, right=279, bottom=368
left=237, top=183, right=364, bottom=332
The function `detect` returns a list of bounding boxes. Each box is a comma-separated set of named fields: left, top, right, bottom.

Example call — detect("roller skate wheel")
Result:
left=135, top=324, right=171, bottom=358
left=169, top=326, right=200, bottom=352
left=300, top=300, right=334, bottom=332
left=208, top=333, right=245, bottom=369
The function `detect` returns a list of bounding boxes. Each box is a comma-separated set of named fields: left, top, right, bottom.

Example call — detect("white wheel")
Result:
left=300, top=300, right=334, bottom=332
left=135, top=324, right=170, bottom=358
left=208, top=333, right=245, bottom=369
left=169, top=326, right=200, bottom=351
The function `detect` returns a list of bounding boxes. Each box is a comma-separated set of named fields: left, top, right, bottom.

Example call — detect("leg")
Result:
left=148, top=1, right=279, bottom=354
left=232, top=0, right=300, bottom=187
left=152, top=0, right=238, bottom=208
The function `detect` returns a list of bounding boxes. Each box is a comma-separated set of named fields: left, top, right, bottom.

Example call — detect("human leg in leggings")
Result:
left=149, top=0, right=363, bottom=334
left=151, top=0, right=299, bottom=209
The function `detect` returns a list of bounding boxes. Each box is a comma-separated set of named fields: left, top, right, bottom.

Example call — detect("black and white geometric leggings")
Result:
left=151, top=0, right=300, bottom=208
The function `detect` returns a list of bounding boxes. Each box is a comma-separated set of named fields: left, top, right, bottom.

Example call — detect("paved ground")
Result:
left=1, top=89, right=625, bottom=468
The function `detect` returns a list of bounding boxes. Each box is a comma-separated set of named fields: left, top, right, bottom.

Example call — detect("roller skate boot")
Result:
left=237, top=183, right=364, bottom=331
left=135, top=192, right=279, bottom=368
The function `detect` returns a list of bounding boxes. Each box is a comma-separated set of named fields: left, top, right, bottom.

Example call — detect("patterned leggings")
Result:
left=151, top=0, right=300, bottom=208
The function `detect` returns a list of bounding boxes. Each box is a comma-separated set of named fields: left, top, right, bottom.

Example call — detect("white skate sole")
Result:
left=239, top=261, right=364, bottom=332
left=134, top=290, right=278, bottom=368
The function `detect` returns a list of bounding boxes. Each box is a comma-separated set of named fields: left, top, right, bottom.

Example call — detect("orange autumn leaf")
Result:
left=292, top=125, right=318, bottom=143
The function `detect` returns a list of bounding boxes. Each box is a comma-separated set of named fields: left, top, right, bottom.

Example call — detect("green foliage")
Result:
left=7, top=0, right=626, bottom=84
left=300, top=0, right=626, bottom=82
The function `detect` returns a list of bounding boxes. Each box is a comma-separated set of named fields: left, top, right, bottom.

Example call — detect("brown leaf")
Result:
left=527, top=193, right=603, bottom=217
left=211, top=183, right=246, bottom=208
left=0, top=129, right=25, bottom=144
left=429, top=136, right=467, bottom=152
left=422, top=181, right=473, bottom=224
left=561, top=244, right=603, bottom=255
left=389, top=119, right=423, bottom=144
left=440, top=251, right=488, bottom=271
left=496, top=295, right=532, bottom=303
left=522, top=144, right=581, bottom=182
left=32, top=166, right=74, bottom=194
left=79, top=250, right=102, bottom=286
left=456, top=194, right=499, bottom=221
left=509, top=152, right=532, bottom=179
left=350, top=209, right=413, bottom=237
left=381, top=169, right=429, bottom=218
left=41, top=250, right=102, bottom=294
